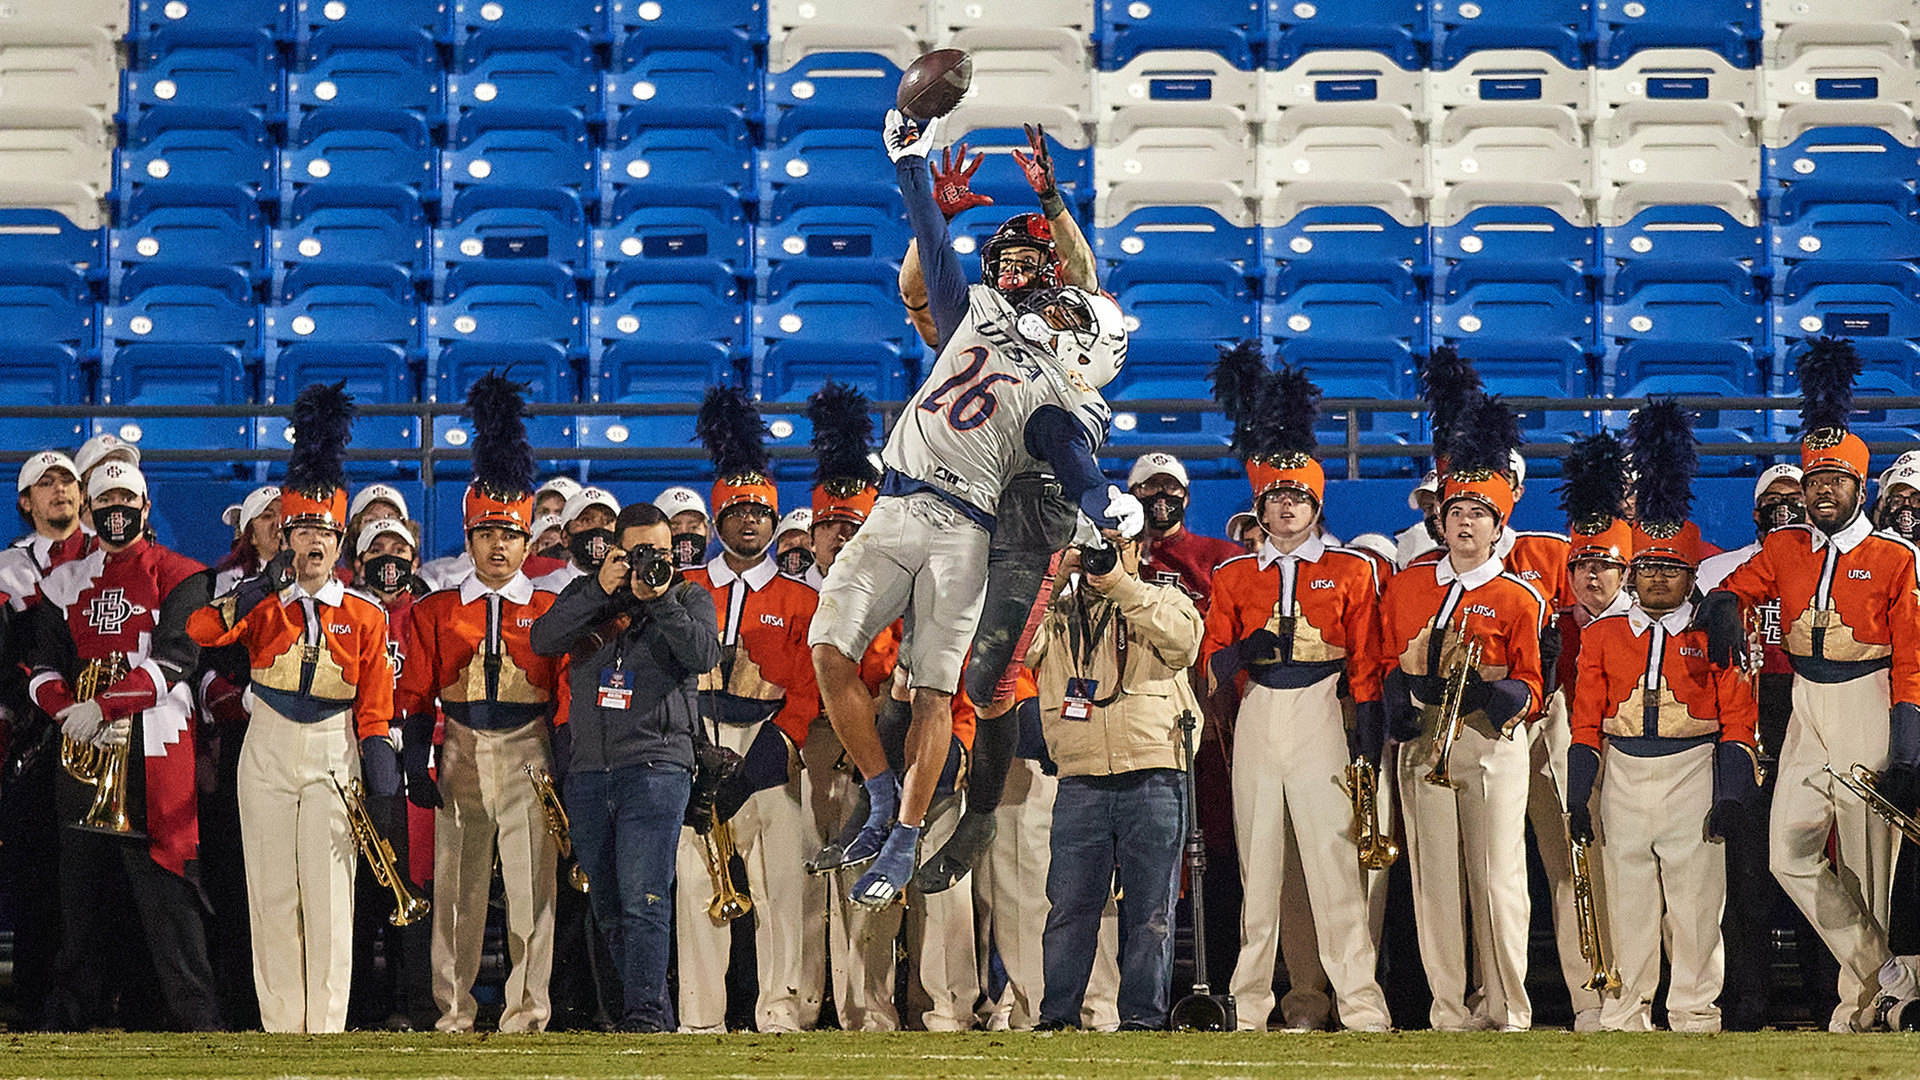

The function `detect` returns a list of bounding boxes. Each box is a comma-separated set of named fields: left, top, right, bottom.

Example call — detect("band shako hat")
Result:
left=698, top=385, right=777, bottom=518
left=1628, top=398, right=1702, bottom=568
left=462, top=371, right=537, bottom=535
left=1798, top=336, right=1869, bottom=482
left=281, top=380, right=355, bottom=533
left=1560, top=431, right=1632, bottom=566
left=807, top=381, right=879, bottom=527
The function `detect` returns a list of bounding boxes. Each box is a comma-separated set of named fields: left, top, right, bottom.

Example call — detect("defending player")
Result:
left=808, top=107, right=1140, bottom=911
left=1695, top=339, right=1920, bottom=1031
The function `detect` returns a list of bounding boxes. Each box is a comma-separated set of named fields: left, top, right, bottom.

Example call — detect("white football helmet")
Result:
left=1014, top=286, right=1128, bottom=391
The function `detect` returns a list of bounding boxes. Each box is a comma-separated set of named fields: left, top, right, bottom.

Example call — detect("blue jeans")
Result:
left=1040, top=768, right=1186, bottom=1029
left=564, top=762, right=691, bottom=1032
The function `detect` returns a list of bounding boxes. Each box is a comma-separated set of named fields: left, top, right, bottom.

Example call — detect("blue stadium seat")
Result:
left=282, top=108, right=434, bottom=200
left=1432, top=0, right=1590, bottom=69
left=1114, top=281, right=1257, bottom=342
left=1770, top=181, right=1920, bottom=266
left=764, top=52, right=904, bottom=143
left=263, top=342, right=423, bottom=474
left=290, top=26, right=442, bottom=116
left=1602, top=203, right=1763, bottom=285
left=762, top=256, right=902, bottom=303
left=1764, top=126, right=1920, bottom=193
left=97, top=343, right=254, bottom=467
left=135, top=0, right=290, bottom=42
left=1608, top=374, right=1759, bottom=474
left=119, top=106, right=276, bottom=202
left=0, top=264, right=94, bottom=345
left=1094, top=0, right=1260, bottom=70
left=1432, top=205, right=1595, bottom=378
left=1105, top=260, right=1252, bottom=305
left=1263, top=267, right=1424, bottom=348
left=126, top=29, right=281, bottom=119
left=449, top=29, right=600, bottom=115
left=758, top=127, right=895, bottom=204
left=112, top=184, right=266, bottom=280
left=610, top=27, right=757, bottom=113
left=1264, top=205, right=1428, bottom=317
left=1609, top=339, right=1764, bottom=395
left=0, top=208, right=102, bottom=272
left=597, top=258, right=744, bottom=340
left=927, top=125, right=1091, bottom=210
left=431, top=341, right=581, bottom=462
left=444, top=107, right=595, bottom=196
left=0, top=345, right=87, bottom=450
left=609, top=0, right=761, bottom=33
left=754, top=276, right=916, bottom=357
left=1095, top=205, right=1256, bottom=273
left=1773, top=261, right=1920, bottom=385
left=581, top=331, right=724, bottom=472
left=108, top=262, right=256, bottom=330
left=295, top=0, right=446, bottom=40
left=274, top=183, right=429, bottom=277
left=270, top=262, right=419, bottom=346
left=1603, top=260, right=1764, bottom=355
left=600, top=106, right=753, bottom=207
left=1267, top=0, right=1424, bottom=70
left=450, top=0, right=605, bottom=34
left=431, top=260, right=585, bottom=348
left=435, top=185, right=589, bottom=287
left=597, top=184, right=750, bottom=278
left=1595, top=0, right=1757, bottom=68
left=757, top=340, right=912, bottom=402
left=757, top=191, right=910, bottom=275
left=1466, top=342, right=1596, bottom=448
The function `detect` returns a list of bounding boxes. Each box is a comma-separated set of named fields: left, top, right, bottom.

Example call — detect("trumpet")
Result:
left=1825, top=762, right=1920, bottom=845
left=1346, top=756, right=1399, bottom=870
left=61, top=655, right=142, bottom=837
left=330, top=770, right=429, bottom=926
left=1424, top=633, right=1483, bottom=789
left=1570, top=836, right=1619, bottom=994
left=526, top=764, right=589, bottom=893
left=703, top=811, right=752, bottom=922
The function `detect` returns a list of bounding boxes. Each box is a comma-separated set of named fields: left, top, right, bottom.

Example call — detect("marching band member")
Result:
left=1566, top=400, right=1756, bottom=1033
left=212, top=486, right=284, bottom=597
left=534, top=477, right=582, bottom=523
left=532, top=486, right=621, bottom=592
left=775, top=509, right=815, bottom=581
left=31, top=458, right=222, bottom=1031
left=1697, top=463, right=1805, bottom=1030
left=1381, top=393, right=1546, bottom=1032
left=397, top=374, right=568, bottom=1033
left=187, top=383, right=397, bottom=1033
left=1131, top=453, right=1243, bottom=610
left=71, top=435, right=138, bottom=534
left=677, top=386, right=823, bottom=1033
left=8, top=451, right=91, bottom=577
left=654, top=487, right=712, bottom=571
left=1696, top=339, right=1920, bottom=1031
left=1201, top=349, right=1389, bottom=1032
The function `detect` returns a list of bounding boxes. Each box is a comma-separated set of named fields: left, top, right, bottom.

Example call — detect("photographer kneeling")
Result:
left=531, top=503, right=719, bottom=1032
left=1030, top=535, right=1204, bottom=1032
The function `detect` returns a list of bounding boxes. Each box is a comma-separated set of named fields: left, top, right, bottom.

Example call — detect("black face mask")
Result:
left=1878, top=502, right=1920, bottom=542
left=671, top=531, right=706, bottom=569
left=1759, top=498, right=1805, bottom=538
left=1143, top=492, right=1185, bottom=531
left=363, top=553, right=414, bottom=594
left=1423, top=511, right=1445, bottom=546
left=96, top=504, right=143, bottom=546
left=569, top=528, right=615, bottom=570
left=778, top=547, right=815, bottom=577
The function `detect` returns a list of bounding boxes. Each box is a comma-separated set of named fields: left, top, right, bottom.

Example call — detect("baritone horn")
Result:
left=1570, top=835, right=1620, bottom=993
left=526, top=764, right=590, bottom=892
left=1346, top=756, right=1399, bottom=869
left=1424, top=631, right=1483, bottom=789
left=330, top=770, right=429, bottom=926
left=1825, top=762, right=1920, bottom=845
left=704, top=812, right=752, bottom=922
left=60, top=654, right=142, bottom=837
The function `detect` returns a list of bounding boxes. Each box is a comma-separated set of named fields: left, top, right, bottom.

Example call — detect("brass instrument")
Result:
left=329, top=770, right=429, bottom=926
left=1825, top=762, right=1920, bottom=845
left=1424, top=633, right=1483, bottom=789
left=1346, top=756, right=1399, bottom=870
left=703, top=812, right=752, bottom=922
left=526, top=764, right=590, bottom=893
left=60, top=655, right=141, bottom=836
left=1570, top=836, right=1619, bottom=994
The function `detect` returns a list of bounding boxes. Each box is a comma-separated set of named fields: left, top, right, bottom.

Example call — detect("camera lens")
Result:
left=635, top=553, right=673, bottom=590
left=1079, top=542, right=1118, bottom=577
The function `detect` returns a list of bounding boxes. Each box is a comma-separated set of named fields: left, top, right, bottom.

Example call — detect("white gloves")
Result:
left=58, top=699, right=104, bottom=745
left=97, top=718, right=131, bottom=749
left=1103, top=485, right=1145, bottom=539
left=884, top=108, right=940, bottom=163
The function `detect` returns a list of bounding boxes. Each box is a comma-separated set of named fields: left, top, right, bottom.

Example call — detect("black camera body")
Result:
left=631, top=549, right=674, bottom=591
left=1078, top=541, right=1119, bottom=577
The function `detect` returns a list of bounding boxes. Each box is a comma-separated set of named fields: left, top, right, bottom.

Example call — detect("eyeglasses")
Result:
left=1634, top=564, right=1689, bottom=580
left=1265, top=489, right=1314, bottom=508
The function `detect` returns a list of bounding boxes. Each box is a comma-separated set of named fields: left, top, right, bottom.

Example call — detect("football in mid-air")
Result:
left=897, top=48, right=971, bottom=120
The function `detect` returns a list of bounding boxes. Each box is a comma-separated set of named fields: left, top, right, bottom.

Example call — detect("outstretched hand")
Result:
left=930, top=143, right=993, bottom=218
left=1011, top=123, right=1058, bottom=201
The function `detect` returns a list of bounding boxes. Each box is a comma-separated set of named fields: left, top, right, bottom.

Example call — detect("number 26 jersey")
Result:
left=882, top=285, right=1111, bottom=520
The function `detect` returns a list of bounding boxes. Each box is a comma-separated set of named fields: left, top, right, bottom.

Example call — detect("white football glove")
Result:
left=883, top=108, right=940, bottom=163
left=1103, top=485, right=1145, bottom=540
left=96, top=718, right=132, bottom=749
left=58, top=699, right=104, bottom=745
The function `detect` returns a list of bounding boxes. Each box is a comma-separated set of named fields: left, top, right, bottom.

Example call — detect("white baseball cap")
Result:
left=777, top=508, right=812, bottom=538
left=222, top=485, right=281, bottom=530
left=655, top=485, right=709, bottom=520
left=1127, top=453, right=1190, bottom=490
left=1346, top=532, right=1398, bottom=564
left=1880, top=462, right=1920, bottom=498
left=354, top=517, right=417, bottom=557
left=75, top=433, right=140, bottom=477
left=1407, top=469, right=1440, bottom=510
left=1226, top=509, right=1260, bottom=537
left=1508, top=450, right=1527, bottom=490
left=1752, top=463, right=1804, bottom=504
left=17, top=451, right=77, bottom=492
left=532, top=512, right=565, bottom=538
left=349, top=483, right=409, bottom=523
left=87, top=460, right=147, bottom=501
left=537, top=476, right=583, bottom=503
left=560, top=486, right=620, bottom=526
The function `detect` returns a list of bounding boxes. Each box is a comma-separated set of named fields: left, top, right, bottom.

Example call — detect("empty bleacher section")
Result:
left=0, top=0, right=1914, bottom=541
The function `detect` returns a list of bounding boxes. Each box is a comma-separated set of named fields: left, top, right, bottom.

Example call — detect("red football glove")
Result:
left=930, top=143, right=994, bottom=219
left=1011, top=123, right=1059, bottom=201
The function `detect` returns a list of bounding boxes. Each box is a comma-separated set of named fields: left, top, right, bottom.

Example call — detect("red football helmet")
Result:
left=981, top=213, right=1062, bottom=300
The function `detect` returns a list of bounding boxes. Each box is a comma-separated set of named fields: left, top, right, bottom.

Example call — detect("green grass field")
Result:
left=6, top=1031, right=1920, bottom=1080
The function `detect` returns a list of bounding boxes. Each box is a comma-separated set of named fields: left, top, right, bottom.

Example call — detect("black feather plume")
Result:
left=1210, top=340, right=1268, bottom=432
left=1559, top=431, right=1627, bottom=529
left=698, top=385, right=771, bottom=479
left=1419, top=345, right=1482, bottom=464
left=286, top=380, right=355, bottom=497
left=465, top=371, right=535, bottom=499
left=1627, top=399, right=1698, bottom=528
left=1797, top=336, right=1862, bottom=435
left=1447, top=393, right=1523, bottom=477
left=807, top=381, right=878, bottom=488
left=1268, top=363, right=1322, bottom=459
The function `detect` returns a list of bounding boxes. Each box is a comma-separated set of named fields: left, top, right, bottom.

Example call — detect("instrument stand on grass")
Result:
left=1170, top=709, right=1236, bottom=1032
